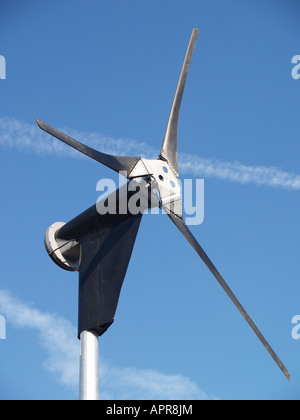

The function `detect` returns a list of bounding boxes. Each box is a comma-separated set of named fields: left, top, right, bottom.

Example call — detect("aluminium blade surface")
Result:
left=167, top=211, right=290, bottom=381
left=36, top=118, right=139, bottom=175
left=160, top=28, right=199, bottom=176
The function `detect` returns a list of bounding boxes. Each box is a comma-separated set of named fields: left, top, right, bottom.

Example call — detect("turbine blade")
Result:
left=160, top=28, right=199, bottom=176
left=36, top=118, right=139, bottom=175
left=167, top=212, right=290, bottom=381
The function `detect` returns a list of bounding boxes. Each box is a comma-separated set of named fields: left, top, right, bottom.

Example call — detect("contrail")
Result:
left=179, top=153, right=300, bottom=191
left=0, top=117, right=299, bottom=191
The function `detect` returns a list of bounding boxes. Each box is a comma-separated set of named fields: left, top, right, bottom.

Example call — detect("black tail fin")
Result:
left=77, top=213, right=142, bottom=337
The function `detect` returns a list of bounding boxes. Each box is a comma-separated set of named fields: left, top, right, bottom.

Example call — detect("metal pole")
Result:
left=79, top=330, right=100, bottom=400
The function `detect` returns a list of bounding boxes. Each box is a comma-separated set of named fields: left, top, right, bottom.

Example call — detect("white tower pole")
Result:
left=79, top=330, right=100, bottom=400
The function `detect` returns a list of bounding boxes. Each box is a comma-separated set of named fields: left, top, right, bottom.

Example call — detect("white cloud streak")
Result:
left=0, top=289, right=215, bottom=400
left=0, top=289, right=79, bottom=388
left=0, top=117, right=299, bottom=191
left=180, top=153, right=300, bottom=191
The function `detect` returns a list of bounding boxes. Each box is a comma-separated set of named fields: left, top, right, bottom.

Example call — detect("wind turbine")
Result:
left=37, top=29, right=289, bottom=399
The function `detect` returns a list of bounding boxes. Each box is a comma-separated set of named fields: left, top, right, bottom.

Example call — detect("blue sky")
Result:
left=0, top=0, right=300, bottom=400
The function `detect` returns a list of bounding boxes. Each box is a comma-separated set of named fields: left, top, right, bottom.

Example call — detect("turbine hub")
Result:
left=129, top=158, right=182, bottom=217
